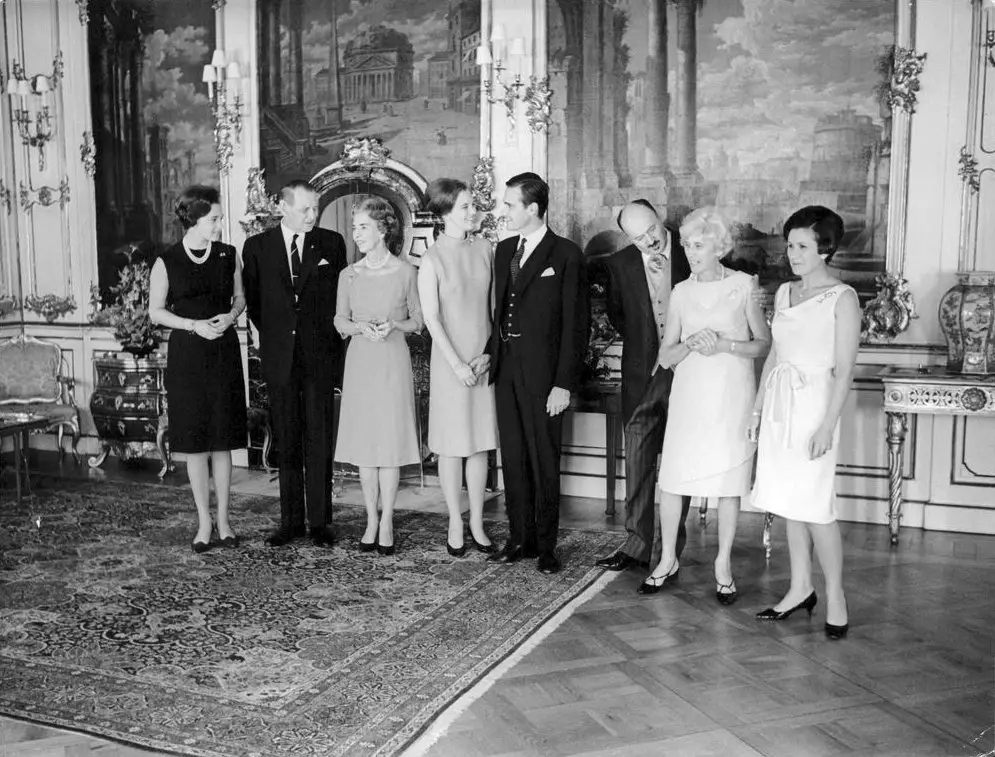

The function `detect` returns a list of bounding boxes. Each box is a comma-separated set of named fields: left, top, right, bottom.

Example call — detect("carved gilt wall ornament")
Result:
left=471, top=156, right=498, bottom=241
left=19, top=178, right=71, bottom=213
left=958, top=146, right=981, bottom=192
left=887, top=46, right=927, bottom=114
left=860, top=273, right=919, bottom=341
left=23, top=293, right=78, bottom=322
left=986, top=29, right=995, bottom=68
left=80, top=131, right=96, bottom=178
left=240, top=166, right=282, bottom=237
left=524, top=76, right=553, bottom=134
left=340, top=137, right=391, bottom=178
left=0, top=179, right=10, bottom=215
left=212, top=0, right=227, bottom=8
left=75, top=0, right=89, bottom=24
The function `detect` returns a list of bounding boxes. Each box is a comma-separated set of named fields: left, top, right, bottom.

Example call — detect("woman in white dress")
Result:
left=749, top=206, right=861, bottom=640
left=417, top=178, right=498, bottom=556
left=639, top=209, right=770, bottom=604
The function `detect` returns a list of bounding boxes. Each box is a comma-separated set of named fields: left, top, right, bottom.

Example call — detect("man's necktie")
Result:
left=647, top=253, right=666, bottom=274
left=510, top=237, right=526, bottom=285
left=290, top=234, right=301, bottom=293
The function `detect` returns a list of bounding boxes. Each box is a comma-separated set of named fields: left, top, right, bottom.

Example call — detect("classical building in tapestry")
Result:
left=342, top=26, right=415, bottom=105
left=256, top=0, right=481, bottom=197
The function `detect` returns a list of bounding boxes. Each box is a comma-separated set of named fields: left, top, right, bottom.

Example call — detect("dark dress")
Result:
left=161, top=241, right=247, bottom=453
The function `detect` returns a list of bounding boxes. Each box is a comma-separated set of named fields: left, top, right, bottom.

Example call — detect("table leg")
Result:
left=13, top=431, right=23, bottom=505
left=886, top=411, right=908, bottom=546
left=605, top=412, right=616, bottom=517
left=88, top=442, right=111, bottom=469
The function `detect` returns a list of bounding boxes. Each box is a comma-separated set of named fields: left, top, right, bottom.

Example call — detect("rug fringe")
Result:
left=400, top=569, right=620, bottom=757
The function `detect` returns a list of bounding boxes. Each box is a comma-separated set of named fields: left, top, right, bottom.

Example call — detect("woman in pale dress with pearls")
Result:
left=334, top=198, right=423, bottom=556
left=417, top=178, right=498, bottom=556
left=639, top=208, right=770, bottom=604
left=749, top=206, right=860, bottom=640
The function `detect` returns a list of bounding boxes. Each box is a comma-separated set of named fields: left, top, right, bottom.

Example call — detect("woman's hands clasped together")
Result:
left=685, top=327, right=721, bottom=356
left=454, top=354, right=490, bottom=388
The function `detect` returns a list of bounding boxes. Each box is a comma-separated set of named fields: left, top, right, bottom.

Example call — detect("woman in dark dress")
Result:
left=149, top=185, right=247, bottom=552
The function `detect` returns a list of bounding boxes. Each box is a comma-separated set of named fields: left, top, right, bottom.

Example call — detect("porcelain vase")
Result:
left=937, top=271, right=995, bottom=375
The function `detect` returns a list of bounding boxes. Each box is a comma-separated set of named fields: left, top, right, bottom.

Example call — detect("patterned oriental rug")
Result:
left=0, top=480, right=618, bottom=756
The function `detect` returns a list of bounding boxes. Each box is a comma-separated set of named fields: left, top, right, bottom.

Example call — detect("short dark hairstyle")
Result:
left=616, top=198, right=659, bottom=231
left=174, top=185, right=220, bottom=230
left=506, top=172, right=549, bottom=219
left=279, top=179, right=317, bottom=204
left=424, top=178, right=469, bottom=218
left=354, top=196, right=402, bottom=256
left=783, top=205, right=845, bottom=262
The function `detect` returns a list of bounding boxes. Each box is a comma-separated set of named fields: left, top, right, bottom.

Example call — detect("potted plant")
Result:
left=89, top=243, right=163, bottom=357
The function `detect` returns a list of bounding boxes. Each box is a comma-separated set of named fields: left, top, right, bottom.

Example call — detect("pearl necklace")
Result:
left=183, top=242, right=210, bottom=264
left=364, top=251, right=389, bottom=270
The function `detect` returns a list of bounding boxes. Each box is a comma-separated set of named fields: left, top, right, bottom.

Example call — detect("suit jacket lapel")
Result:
left=515, top=229, right=555, bottom=293
left=494, top=239, right=512, bottom=309
left=296, top=231, right=319, bottom=293
left=623, top=246, right=652, bottom=320
left=269, top=227, right=295, bottom=296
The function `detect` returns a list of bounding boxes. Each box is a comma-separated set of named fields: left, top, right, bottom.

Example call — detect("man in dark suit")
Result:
left=242, top=179, right=347, bottom=547
left=594, top=199, right=694, bottom=581
left=488, top=172, right=589, bottom=575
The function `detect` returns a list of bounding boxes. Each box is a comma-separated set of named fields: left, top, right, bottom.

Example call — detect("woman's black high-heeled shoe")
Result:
left=359, top=537, right=377, bottom=553
left=637, top=561, right=680, bottom=595
left=715, top=582, right=738, bottom=606
left=447, top=541, right=468, bottom=557
left=824, top=621, right=849, bottom=640
left=468, top=533, right=496, bottom=554
left=377, top=542, right=396, bottom=556
left=755, top=591, right=817, bottom=620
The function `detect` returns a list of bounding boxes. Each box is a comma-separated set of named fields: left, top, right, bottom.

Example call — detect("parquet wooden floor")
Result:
left=1, top=456, right=992, bottom=757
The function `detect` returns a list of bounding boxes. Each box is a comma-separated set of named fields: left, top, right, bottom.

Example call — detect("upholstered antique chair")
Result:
left=0, top=333, right=81, bottom=462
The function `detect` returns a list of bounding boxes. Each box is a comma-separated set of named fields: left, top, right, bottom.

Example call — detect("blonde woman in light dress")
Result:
left=750, top=206, right=860, bottom=641
left=334, top=198, right=423, bottom=556
left=417, top=178, right=498, bottom=557
left=638, top=208, right=770, bottom=604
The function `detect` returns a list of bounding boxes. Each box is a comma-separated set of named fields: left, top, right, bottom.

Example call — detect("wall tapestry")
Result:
left=547, top=0, right=896, bottom=298
left=88, top=0, right=219, bottom=298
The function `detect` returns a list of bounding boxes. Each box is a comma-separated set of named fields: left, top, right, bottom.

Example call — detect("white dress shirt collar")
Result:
left=518, top=224, right=548, bottom=267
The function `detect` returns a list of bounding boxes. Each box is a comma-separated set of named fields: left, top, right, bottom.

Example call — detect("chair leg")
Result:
left=69, top=421, right=81, bottom=465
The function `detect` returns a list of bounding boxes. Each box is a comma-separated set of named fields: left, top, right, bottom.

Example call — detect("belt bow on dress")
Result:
left=764, top=362, right=808, bottom=447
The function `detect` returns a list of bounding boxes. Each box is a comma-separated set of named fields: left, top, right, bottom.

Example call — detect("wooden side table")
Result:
left=571, top=381, right=623, bottom=516
left=880, top=366, right=995, bottom=544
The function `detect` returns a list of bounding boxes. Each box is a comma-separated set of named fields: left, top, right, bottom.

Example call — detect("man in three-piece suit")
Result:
left=594, top=199, right=694, bottom=576
left=488, top=172, right=589, bottom=575
left=242, top=180, right=347, bottom=548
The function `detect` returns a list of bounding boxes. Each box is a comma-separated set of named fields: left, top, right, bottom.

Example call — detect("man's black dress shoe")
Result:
left=310, top=526, right=335, bottom=548
left=595, top=551, right=647, bottom=571
left=266, top=524, right=306, bottom=547
left=537, top=552, right=561, bottom=574
left=487, top=543, right=524, bottom=564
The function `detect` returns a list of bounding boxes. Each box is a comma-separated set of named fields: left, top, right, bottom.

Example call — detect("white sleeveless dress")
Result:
left=657, top=269, right=758, bottom=497
left=751, top=282, right=856, bottom=524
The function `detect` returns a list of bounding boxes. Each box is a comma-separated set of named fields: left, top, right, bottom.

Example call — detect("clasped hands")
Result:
left=453, top=354, right=491, bottom=387
left=684, top=328, right=725, bottom=356
left=193, top=313, right=236, bottom=340
left=357, top=320, right=396, bottom=342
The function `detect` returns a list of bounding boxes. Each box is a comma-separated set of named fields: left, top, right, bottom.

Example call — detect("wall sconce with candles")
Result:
left=476, top=26, right=553, bottom=135
left=202, top=49, right=243, bottom=176
left=5, top=53, right=64, bottom=172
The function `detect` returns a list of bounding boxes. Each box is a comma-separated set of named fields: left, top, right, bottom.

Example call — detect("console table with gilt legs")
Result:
left=879, top=366, right=995, bottom=545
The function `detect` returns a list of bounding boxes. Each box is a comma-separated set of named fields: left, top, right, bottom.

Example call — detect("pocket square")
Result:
left=317, top=259, right=330, bottom=266
left=540, top=267, right=556, bottom=278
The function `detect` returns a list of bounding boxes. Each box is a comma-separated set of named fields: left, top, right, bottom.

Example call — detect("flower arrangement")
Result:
left=90, top=243, right=162, bottom=357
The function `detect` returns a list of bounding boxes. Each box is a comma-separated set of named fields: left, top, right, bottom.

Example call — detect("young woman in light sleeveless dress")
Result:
left=417, top=179, right=498, bottom=556
left=749, top=206, right=861, bottom=640
left=334, top=198, right=423, bottom=556
left=640, top=209, right=770, bottom=604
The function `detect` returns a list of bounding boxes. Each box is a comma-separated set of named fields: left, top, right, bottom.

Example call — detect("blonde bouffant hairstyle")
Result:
left=678, top=207, right=734, bottom=255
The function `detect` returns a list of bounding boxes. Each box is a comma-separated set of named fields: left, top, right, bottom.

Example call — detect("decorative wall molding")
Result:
left=0, top=179, right=10, bottom=215
left=471, top=156, right=498, bottom=241
left=74, top=0, right=89, bottom=24
left=80, top=131, right=96, bottom=178
left=887, top=45, right=927, bottom=113
left=19, top=178, right=71, bottom=213
left=958, top=146, right=981, bottom=192
left=211, top=0, right=227, bottom=9
left=524, top=76, right=553, bottom=134
left=861, top=273, right=919, bottom=341
left=23, top=293, right=78, bottom=322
